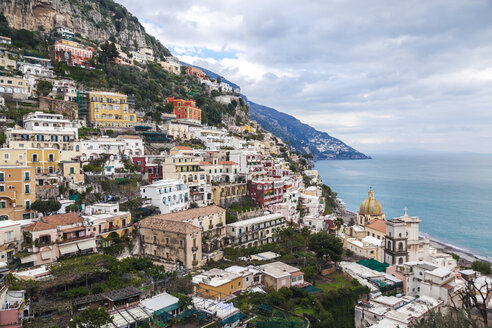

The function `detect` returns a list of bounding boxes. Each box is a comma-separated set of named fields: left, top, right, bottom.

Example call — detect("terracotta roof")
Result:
left=137, top=218, right=201, bottom=234
left=200, top=161, right=213, bottom=166
left=366, top=219, right=386, bottom=233
left=118, top=135, right=141, bottom=139
left=218, top=161, right=238, bottom=165
left=24, top=220, right=55, bottom=232
left=42, top=212, right=84, bottom=226
left=175, top=146, right=192, bottom=150
left=149, top=205, right=225, bottom=222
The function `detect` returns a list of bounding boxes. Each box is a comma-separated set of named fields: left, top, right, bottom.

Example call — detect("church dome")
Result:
left=359, top=188, right=383, bottom=215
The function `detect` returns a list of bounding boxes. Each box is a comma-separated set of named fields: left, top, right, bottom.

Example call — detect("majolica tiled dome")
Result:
left=359, top=188, right=382, bottom=215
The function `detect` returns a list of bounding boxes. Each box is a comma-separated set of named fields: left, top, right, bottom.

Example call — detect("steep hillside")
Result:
left=247, top=99, right=370, bottom=160
left=182, top=62, right=241, bottom=91
left=1, top=0, right=368, bottom=160
left=0, top=0, right=170, bottom=57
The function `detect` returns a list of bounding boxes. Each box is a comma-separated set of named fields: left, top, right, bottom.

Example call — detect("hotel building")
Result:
left=88, top=91, right=136, bottom=128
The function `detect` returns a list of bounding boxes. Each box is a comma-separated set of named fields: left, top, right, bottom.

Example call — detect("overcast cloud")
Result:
left=117, top=0, right=492, bottom=154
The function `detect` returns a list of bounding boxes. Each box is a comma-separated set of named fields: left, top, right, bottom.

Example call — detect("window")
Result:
left=4, top=231, right=12, bottom=243
left=0, top=201, right=6, bottom=209
left=3, top=154, right=8, bottom=160
left=70, top=167, right=75, bottom=174
left=24, top=172, right=30, bottom=181
left=32, top=154, right=38, bottom=162
left=25, top=200, right=30, bottom=210
left=24, top=184, right=30, bottom=194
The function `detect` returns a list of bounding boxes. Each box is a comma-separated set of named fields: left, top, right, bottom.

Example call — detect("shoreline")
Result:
left=335, top=208, right=492, bottom=266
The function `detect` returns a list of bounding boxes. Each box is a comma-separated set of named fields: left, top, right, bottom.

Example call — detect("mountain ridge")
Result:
left=246, top=98, right=370, bottom=160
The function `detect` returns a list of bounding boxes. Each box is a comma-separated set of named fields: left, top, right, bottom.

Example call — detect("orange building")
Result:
left=54, top=40, right=94, bottom=67
left=167, top=97, right=202, bottom=124
left=186, top=66, right=207, bottom=80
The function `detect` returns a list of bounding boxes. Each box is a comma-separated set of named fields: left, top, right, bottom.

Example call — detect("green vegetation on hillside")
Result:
left=53, top=61, right=240, bottom=126
left=0, top=13, right=50, bottom=58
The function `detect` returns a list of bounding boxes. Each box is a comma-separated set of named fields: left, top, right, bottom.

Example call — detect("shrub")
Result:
left=471, top=260, right=491, bottom=275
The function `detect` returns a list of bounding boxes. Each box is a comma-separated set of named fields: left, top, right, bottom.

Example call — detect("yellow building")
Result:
left=60, top=161, right=84, bottom=185
left=88, top=91, right=136, bottom=128
left=26, top=149, right=60, bottom=174
left=195, top=268, right=243, bottom=300
left=365, top=219, right=386, bottom=241
left=0, top=148, right=60, bottom=174
left=0, top=166, right=36, bottom=221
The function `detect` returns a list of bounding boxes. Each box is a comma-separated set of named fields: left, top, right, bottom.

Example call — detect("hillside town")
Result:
left=0, top=12, right=489, bottom=328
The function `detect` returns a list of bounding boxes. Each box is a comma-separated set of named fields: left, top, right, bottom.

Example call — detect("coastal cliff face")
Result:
left=0, top=0, right=170, bottom=56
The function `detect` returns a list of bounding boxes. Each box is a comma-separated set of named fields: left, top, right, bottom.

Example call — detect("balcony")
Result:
left=192, top=246, right=198, bottom=252
left=192, top=260, right=198, bottom=266
left=216, top=222, right=223, bottom=227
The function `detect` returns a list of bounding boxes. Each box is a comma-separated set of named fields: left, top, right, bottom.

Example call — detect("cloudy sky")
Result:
left=118, top=0, right=492, bottom=154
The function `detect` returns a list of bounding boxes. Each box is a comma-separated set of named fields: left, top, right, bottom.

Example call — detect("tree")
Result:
left=68, top=307, right=112, bottom=328
left=334, top=217, right=344, bottom=237
left=31, top=200, right=61, bottom=216
left=36, top=80, right=53, bottom=97
left=164, top=102, right=174, bottom=113
left=174, top=293, right=192, bottom=309
left=65, top=204, right=79, bottom=213
left=450, top=275, right=491, bottom=327
left=99, top=42, right=119, bottom=64
left=471, top=260, right=491, bottom=275
left=308, top=232, right=343, bottom=265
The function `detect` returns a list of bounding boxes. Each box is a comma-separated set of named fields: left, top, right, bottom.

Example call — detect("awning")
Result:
left=59, top=243, right=78, bottom=255
left=77, top=239, right=97, bottom=251
left=41, top=251, right=51, bottom=260
left=20, top=254, right=37, bottom=264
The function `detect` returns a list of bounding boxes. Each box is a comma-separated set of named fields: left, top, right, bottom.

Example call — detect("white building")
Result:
left=5, top=112, right=79, bottom=156
left=140, top=179, right=190, bottom=215
left=355, top=295, right=443, bottom=328
left=226, top=213, right=286, bottom=247
left=131, top=47, right=155, bottom=63
left=49, top=78, right=77, bottom=101
left=79, top=135, right=144, bottom=161
left=387, top=261, right=462, bottom=305
left=224, top=265, right=263, bottom=290
left=17, top=62, right=54, bottom=78
left=229, top=150, right=265, bottom=180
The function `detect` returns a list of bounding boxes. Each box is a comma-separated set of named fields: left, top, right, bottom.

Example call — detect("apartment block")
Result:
left=88, top=91, right=136, bottom=128
left=137, top=216, right=202, bottom=270
left=226, top=213, right=286, bottom=247
left=140, top=179, right=190, bottom=215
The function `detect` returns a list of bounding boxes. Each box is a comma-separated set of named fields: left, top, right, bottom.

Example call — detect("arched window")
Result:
left=398, top=242, right=404, bottom=250
left=398, top=257, right=404, bottom=264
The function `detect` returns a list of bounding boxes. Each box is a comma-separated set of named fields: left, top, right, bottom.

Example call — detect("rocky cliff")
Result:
left=0, top=0, right=170, bottom=57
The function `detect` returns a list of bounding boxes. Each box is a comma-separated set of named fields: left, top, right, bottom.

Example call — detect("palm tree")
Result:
left=334, top=217, right=344, bottom=237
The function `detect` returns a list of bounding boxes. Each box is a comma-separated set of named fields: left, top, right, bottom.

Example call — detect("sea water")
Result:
left=315, top=153, right=492, bottom=259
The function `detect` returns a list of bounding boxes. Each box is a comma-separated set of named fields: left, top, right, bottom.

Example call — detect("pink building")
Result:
left=21, top=213, right=97, bottom=267
left=259, top=261, right=305, bottom=291
left=0, top=286, right=27, bottom=328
